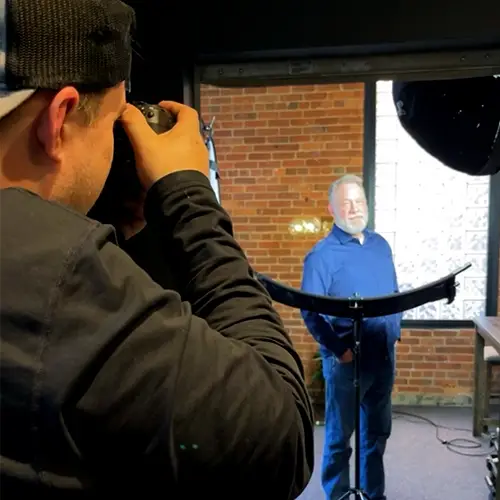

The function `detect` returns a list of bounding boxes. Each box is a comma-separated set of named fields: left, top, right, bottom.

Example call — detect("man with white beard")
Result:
left=300, top=174, right=402, bottom=500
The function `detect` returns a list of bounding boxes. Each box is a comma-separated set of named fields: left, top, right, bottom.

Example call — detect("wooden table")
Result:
left=473, top=316, right=500, bottom=499
left=473, top=316, right=500, bottom=437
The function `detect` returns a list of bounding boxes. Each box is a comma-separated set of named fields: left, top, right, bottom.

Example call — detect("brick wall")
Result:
left=200, top=83, right=499, bottom=404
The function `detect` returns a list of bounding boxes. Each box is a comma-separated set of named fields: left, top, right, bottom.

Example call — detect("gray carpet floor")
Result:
left=298, top=405, right=495, bottom=500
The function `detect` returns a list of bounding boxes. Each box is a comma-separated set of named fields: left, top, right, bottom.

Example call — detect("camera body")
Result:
left=133, top=101, right=177, bottom=134
left=87, top=102, right=176, bottom=227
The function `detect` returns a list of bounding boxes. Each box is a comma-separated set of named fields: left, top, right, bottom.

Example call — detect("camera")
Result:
left=87, top=101, right=176, bottom=229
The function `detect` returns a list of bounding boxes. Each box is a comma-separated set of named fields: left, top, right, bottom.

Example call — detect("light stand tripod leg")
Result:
left=338, top=490, right=369, bottom=499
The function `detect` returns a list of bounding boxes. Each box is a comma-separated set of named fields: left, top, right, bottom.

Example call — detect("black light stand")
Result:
left=256, top=263, right=471, bottom=500
left=340, top=293, right=367, bottom=499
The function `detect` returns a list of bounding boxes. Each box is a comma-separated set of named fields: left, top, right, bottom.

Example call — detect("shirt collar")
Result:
left=330, top=223, right=371, bottom=245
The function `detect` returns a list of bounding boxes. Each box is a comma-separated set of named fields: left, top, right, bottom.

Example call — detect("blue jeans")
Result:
left=321, top=345, right=395, bottom=500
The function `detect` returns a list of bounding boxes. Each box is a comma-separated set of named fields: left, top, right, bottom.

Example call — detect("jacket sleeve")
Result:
left=59, top=171, right=314, bottom=499
left=300, top=251, right=348, bottom=358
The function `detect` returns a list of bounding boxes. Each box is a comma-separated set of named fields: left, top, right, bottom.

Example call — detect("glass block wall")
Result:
left=374, top=81, right=491, bottom=320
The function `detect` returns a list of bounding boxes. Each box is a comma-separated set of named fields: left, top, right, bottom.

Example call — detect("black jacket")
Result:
left=0, top=171, right=314, bottom=499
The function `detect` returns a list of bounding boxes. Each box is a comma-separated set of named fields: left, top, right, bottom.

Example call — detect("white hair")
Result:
left=328, top=174, right=364, bottom=206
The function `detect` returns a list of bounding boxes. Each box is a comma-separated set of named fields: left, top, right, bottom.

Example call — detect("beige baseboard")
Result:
left=392, top=393, right=473, bottom=406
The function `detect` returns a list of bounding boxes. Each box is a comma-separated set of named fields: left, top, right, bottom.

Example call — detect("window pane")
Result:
left=374, top=81, right=491, bottom=321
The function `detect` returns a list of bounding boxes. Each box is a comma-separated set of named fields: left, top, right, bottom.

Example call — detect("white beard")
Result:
left=335, top=215, right=368, bottom=235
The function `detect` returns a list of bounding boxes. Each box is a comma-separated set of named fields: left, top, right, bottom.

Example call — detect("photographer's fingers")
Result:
left=120, top=103, right=157, bottom=152
left=120, top=100, right=209, bottom=190
left=158, top=101, right=200, bottom=129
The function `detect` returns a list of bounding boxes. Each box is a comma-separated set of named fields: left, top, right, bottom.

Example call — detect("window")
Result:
left=373, top=81, right=492, bottom=322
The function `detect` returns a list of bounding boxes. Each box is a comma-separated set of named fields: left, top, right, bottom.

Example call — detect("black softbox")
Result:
left=393, top=76, right=500, bottom=176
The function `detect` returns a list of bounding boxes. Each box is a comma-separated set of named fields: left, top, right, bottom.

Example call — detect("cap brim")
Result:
left=0, top=89, right=36, bottom=120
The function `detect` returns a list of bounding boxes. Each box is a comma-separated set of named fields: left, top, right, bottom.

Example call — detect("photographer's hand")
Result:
left=120, top=101, right=209, bottom=191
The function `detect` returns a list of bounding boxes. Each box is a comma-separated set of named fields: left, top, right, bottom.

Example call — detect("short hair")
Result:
left=328, top=174, right=364, bottom=205
left=74, top=90, right=107, bottom=126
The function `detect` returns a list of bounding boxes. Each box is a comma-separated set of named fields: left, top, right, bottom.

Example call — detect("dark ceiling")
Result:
left=125, top=0, right=500, bottom=64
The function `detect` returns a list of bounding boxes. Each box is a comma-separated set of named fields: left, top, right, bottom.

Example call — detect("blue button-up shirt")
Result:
left=300, top=224, right=402, bottom=359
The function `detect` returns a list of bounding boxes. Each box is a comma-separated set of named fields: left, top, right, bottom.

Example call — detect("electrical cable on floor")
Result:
left=392, top=409, right=493, bottom=457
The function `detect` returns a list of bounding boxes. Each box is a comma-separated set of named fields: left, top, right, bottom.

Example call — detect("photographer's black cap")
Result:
left=393, top=77, right=500, bottom=176
left=0, top=0, right=135, bottom=120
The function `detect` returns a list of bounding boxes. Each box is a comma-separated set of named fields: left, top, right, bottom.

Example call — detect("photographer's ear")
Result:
left=36, top=87, right=80, bottom=163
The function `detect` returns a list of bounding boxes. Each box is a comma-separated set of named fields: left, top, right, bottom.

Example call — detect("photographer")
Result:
left=0, top=1, right=314, bottom=499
